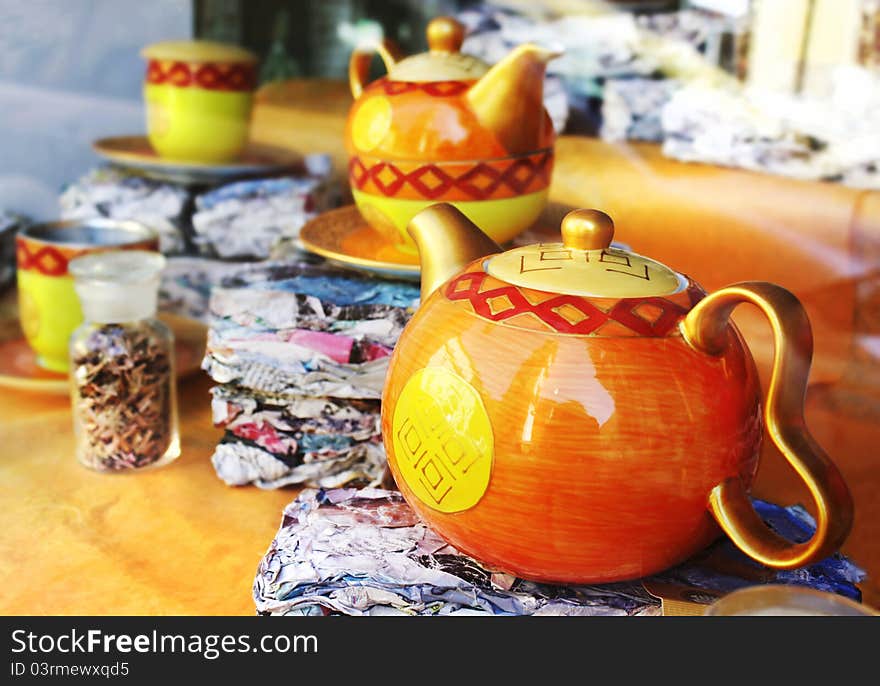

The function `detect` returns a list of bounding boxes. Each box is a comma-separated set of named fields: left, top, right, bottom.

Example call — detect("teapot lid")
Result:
left=485, top=210, right=687, bottom=298
left=387, top=17, right=490, bottom=82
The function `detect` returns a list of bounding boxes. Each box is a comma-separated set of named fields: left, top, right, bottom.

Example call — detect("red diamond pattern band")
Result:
left=15, top=242, right=69, bottom=276
left=349, top=150, right=553, bottom=201
left=16, top=237, right=158, bottom=276
left=146, top=59, right=256, bottom=91
left=445, top=271, right=701, bottom=337
left=379, top=79, right=472, bottom=97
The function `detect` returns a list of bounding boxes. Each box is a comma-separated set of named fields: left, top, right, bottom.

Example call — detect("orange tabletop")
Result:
left=0, top=371, right=298, bottom=615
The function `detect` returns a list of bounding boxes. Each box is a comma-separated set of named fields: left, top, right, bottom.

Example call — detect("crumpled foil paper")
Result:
left=191, top=172, right=337, bottom=260
left=254, top=489, right=865, bottom=616
left=661, top=80, right=880, bottom=188
left=60, top=167, right=190, bottom=254
left=601, top=78, right=680, bottom=143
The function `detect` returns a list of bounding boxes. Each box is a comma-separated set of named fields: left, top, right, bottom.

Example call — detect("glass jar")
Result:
left=68, top=250, right=180, bottom=472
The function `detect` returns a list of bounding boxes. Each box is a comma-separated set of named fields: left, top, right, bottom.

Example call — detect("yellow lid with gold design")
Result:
left=387, top=17, right=490, bottom=82
left=141, top=40, right=257, bottom=65
left=485, top=209, right=687, bottom=298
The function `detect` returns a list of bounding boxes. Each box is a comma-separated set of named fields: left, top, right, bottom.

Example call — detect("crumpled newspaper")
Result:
left=601, top=77, right=680, bottom=143
left=205, top=260, right=418, bottom=488
left=203, top=261, right=418, bottom=398
left=59, top=167, right=190, bottom=254
left=59, top=154, right=339, bottom=257
left=254, top=489, right=864, bottom=616
left=212, top=387, right=381, bottom=454
left=210, top=386, right=385, bottom=489
left=661, top=68, right=880, bottom=188
left=218, top=261, right=420, bottom=309
left=213, top=438, right=385, bottom=490
left=192, top=171, right=338, bottom=260
left=209, top=262, right=416, bottom=348
left=204, top=320, right=392, bottom=399
left=158, top=256, right=248, bottom=323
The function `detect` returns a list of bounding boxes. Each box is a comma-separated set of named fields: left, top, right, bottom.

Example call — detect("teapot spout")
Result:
left=407, top=204, right=502, bottom=301
left=466, top=43, right=561, bottom=153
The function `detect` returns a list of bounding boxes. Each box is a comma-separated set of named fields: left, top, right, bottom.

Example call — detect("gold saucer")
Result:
left=92, top=136, right=303, bottom=185
left=298, top=205, right=420, bottom=281
left=0, top=312, right=207, bottom=395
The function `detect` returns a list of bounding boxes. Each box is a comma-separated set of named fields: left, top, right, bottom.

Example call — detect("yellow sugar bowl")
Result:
left=142, top=40, right=258, bottom=163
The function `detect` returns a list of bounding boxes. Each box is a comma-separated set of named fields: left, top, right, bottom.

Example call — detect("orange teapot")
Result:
left=345, top=17, right=559, bottom=254
left=381, top=204, right=854, bottom=584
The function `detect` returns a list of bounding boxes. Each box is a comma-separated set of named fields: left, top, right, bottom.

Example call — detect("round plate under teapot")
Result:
left=297, top=205, right=420, bottom=281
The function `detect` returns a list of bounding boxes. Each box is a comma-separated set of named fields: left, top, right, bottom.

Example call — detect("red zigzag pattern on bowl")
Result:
left=348, top=150, right=553, bottom=201
left=146, top=60, right=256, bottom=91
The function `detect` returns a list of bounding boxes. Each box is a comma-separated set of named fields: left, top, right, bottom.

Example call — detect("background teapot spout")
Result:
left=407, top=204, right=502, bottom=301
left=466, top=43, right=562, bottom=154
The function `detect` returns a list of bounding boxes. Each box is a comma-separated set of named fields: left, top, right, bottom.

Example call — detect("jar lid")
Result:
left=70, top=250, right=166, bottom=323
left=485, top=209, right=687, bottom=298
left=141, top=40, right=257, bottom=65
left=387, top=17, right=490, bottom=82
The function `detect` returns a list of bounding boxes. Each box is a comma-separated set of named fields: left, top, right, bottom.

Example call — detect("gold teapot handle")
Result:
left=681, top=282, right=853, bottom=568
left=349, top=39, right=401, bottom=99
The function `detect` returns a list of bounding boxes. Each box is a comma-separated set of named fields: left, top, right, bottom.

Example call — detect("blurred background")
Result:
left=2, top=0, right=879, bottom=218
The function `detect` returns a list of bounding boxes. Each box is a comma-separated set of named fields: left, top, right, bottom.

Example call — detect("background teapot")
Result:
left=381, top=204, right=853, bottom=584
left=345, top=17, right=559, bottom=254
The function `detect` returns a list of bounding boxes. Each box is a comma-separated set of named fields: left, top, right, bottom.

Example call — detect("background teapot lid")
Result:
left=387, top=17, right=490, bottom=82
left=485, top=210, right=687, bottom=299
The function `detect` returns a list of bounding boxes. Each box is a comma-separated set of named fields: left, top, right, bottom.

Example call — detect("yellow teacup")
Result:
left=16, top=219, right=159, bottom=372
left=142, top=40, right=258, bottom=163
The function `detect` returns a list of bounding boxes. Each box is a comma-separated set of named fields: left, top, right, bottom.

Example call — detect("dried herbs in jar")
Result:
left=69, top=250, right=179, bottom=472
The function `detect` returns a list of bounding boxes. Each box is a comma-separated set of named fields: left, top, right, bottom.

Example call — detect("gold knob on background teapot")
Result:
left=561, top=209, right=615, bottom=251
left=427, top=16, right=465, bottom=53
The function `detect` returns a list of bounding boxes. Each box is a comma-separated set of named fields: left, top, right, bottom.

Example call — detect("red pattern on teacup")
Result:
left=145, top=59, right=256, bottom=92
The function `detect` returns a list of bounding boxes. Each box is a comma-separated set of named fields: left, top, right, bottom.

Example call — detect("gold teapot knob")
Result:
left=427, top=16, right=465, bottom=53
left=561, top=209, right=614, bottom=251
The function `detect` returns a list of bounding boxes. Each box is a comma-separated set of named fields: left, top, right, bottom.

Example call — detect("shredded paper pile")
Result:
left=254, top=489, right=864, bottom=616
left=203, top=261, right=419, bottom=489
left=191, top=174, right=337, bottom=259
left=60, top=154, right=336, bottom=259
left=59, top=167, right=191, bottom=254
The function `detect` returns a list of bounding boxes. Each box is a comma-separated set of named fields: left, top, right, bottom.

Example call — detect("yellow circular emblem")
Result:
left=391, top=367, right=494, bottom=513
left=352, top=96, right=392, bottom=153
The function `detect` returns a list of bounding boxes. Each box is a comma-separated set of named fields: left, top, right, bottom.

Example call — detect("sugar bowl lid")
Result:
left=141, top=40, right=257, bottom=64
left=485, top=210, right=687, bottom=298
left=387, top=17, right=490, bottom=82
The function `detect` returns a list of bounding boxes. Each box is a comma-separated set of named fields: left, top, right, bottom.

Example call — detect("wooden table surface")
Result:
left=1, top=79, right=878, bottom=615
left=0, top=371, right=297, bottom=615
